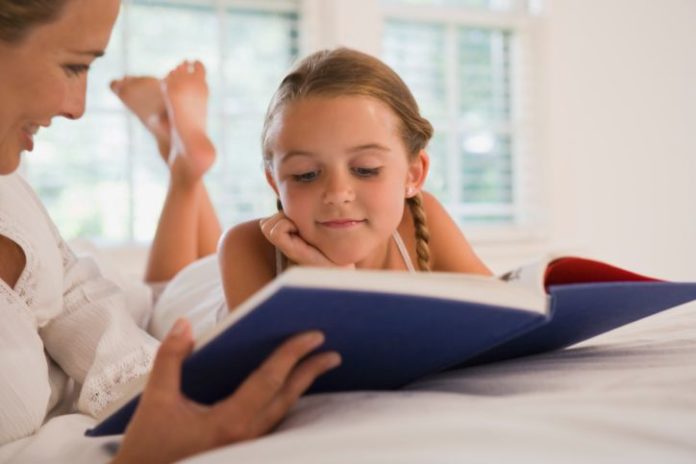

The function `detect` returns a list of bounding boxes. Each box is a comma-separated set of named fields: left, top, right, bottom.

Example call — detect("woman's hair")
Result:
left=262, top=47, right=434, bottom=271
left=0, top=0, right=69, bottom=44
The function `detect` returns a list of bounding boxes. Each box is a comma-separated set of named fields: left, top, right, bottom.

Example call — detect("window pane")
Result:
left=383, top=21, right=447, bottom=117
left=460, top=132, right=512, bottom=203
left=458, top=28, right=511, bottom=126
left=27, top=115, right=131, bottom=241
left=381, top=0, right=518, bottom=12
left=384, top=19, right=515, bottom=224
left=25, top=0, right=299, bottom=243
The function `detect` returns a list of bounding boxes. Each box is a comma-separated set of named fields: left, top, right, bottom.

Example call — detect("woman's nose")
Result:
left=61, top=79, right=87, bottom=120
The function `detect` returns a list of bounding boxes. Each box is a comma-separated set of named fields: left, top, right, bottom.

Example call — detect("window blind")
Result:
left=382, top=0, right=542, bottom=229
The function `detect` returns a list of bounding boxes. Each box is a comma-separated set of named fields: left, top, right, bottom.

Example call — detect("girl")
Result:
left=112, top=48, right=491, bottom=331
left=219, top=48, right=492, bottom=310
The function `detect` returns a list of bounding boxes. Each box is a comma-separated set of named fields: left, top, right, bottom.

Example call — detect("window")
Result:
left=382, top=0, right=543, bottom=232
left=24, top=0, right=300, bottom=243
left=23, top=0, right=543, bottom=244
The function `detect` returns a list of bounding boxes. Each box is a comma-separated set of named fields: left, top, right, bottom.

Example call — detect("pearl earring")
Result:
left=406, top=187, right=416, bottom=197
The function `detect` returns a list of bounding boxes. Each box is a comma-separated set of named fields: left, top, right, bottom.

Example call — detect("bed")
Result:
left=1, top=247, right=695, bottom=463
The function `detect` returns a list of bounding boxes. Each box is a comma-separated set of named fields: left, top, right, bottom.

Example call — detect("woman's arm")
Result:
left=40, top=242, right=159, bottom=417
left=0, top=300, right=52, bottom=445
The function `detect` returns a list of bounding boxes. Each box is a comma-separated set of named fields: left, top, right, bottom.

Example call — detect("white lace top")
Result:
left=0, top=172, right=158, bottom=445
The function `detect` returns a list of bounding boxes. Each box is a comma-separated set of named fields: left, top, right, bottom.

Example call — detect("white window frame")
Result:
left=23, top=0, right=548, bottom=255
left=299, top=0, right=549, bottom=247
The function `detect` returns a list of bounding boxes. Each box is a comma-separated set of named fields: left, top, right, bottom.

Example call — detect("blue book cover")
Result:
left=86, top=258, right=696, bottom=437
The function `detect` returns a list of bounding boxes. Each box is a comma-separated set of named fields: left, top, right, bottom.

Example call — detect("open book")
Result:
left=86, top=256, right=696, bottom=437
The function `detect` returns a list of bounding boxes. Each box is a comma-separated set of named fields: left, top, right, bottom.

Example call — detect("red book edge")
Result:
left=544, top=257, right=662, bottom=292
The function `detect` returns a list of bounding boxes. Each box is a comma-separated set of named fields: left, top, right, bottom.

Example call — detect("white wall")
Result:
left=543, top=0, right=696, bottom=280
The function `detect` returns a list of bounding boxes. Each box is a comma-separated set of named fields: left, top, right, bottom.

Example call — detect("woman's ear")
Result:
left=265, top=168, right=279, bottom=196
left=405, top=150, right=430, bottom=198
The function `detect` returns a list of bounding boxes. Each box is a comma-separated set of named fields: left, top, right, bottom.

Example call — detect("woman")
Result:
left=0, top=1, right=340, bottom=462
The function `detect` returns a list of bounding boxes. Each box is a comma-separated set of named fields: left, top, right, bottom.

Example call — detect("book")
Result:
left=86, top=256, right=696, bottom=437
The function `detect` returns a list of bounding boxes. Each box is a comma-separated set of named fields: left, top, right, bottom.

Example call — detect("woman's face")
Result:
left=0, top=0, right=121, bottom=175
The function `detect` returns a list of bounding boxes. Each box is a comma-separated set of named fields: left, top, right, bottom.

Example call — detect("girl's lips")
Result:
left=319, top=219, right=366, bottom=229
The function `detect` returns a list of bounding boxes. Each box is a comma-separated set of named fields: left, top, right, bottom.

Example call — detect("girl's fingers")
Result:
left=249, top=351, right=341, bottom=436
left=259, top=213, right=291, bottom=243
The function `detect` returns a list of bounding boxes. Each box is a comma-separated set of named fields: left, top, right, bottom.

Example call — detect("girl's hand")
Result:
left=259, top=213, right=354, bottom=268
left=112, top=319, right=340, bottom=464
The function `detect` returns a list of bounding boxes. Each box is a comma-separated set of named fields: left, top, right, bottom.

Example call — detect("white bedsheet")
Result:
left=2, top=298, right=694, bottom=464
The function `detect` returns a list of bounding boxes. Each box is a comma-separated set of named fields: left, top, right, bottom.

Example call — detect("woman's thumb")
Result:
left=146, top=318, right=194, bottom=394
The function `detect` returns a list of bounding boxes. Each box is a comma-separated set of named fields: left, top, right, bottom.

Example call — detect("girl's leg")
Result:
left=111, top=62, right=221, bottom=283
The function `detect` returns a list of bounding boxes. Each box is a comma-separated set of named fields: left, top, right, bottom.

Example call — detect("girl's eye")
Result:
left=63, top=64, right=90, bottom=77
left=352, top=167, right=381, bottom=177
left=292, top=170, right=319, bottom=183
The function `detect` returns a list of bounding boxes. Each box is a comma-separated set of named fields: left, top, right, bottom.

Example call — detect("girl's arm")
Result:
left=415, top=191, right=492, bottom=275
left=218, top=220, right=277, bottom=311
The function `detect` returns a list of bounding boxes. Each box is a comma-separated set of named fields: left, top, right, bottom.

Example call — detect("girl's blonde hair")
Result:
left=262, top=47, right=434, bottom=270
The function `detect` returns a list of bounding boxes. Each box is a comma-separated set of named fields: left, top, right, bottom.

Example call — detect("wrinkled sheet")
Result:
left=2, top=300, right=694, bottom=464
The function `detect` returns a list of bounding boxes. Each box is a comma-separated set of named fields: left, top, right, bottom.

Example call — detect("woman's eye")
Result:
left=292, top=171, right=319, bottom=183
left=63, top=64, right=90, bottom=77
left=352, top=167, right=381, bottom=177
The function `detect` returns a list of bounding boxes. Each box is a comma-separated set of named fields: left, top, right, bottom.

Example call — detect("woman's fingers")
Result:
left=249, top=351, right=341, bottom=436
left=216, top=332, right=325, bottom=418
left=143, top=318, right=194, bottom=399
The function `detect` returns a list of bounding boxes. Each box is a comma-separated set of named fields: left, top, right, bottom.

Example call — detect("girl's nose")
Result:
left=322, top=171, right=355, bottom=205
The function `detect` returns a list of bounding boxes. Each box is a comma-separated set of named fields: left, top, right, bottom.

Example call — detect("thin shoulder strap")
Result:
left=275, top=247, right=284, bottom=276
left=392, top=231, right=416, bottom=272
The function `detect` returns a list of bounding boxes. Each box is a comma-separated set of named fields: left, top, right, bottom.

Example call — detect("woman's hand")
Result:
left=259, top=212, right=353, bottom=268
left=112, top=319, right=341, bottom=464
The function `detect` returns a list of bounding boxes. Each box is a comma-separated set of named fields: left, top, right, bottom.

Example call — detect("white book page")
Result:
left=197, top=267, right=548, bottom=351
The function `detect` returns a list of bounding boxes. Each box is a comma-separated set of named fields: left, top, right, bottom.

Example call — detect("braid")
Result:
left=407, top=193, right=431, bottom=271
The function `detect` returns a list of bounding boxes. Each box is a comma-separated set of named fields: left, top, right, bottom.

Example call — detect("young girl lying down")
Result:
left=111, top=48, right=491, bottom=338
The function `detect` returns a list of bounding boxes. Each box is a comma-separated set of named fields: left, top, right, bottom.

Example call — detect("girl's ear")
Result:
left=405, top=150, right=430, bottom=198
left=265, top=168, right=280, bottom=196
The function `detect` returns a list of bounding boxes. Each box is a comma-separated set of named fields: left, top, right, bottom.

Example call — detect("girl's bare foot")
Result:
left=161, top=60, right=216, bottom=183
left=110, top=77, right=171, bottom=161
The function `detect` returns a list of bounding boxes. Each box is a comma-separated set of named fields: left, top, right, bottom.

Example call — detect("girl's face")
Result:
left=266, top=95, right=428, bottom=267
left=0, top=0, right=121, bottom=175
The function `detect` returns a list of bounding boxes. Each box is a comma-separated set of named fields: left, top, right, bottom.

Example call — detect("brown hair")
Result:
left=262, top=47, right=434, bottom=271
left=0, top=0, right=69, bottom=44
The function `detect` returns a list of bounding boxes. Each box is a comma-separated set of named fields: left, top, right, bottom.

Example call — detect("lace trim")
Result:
left=0, top=218, right=39, bottom=307
left=0, top=217, right=38, bottom=325
left=80, top=344, right=155, bottom=417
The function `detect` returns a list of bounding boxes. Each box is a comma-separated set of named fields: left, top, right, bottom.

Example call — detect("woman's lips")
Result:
left=20, top=126, right=39, bottom=152
left=20, top=130, right=34, bottom=151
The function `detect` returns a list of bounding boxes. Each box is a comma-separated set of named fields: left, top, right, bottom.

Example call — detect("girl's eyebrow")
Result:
left=348, top=143, right=391, bottom=153
left=280, top=150, right=314, bottom=162
left=280, top=143, right=391, bottom=162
